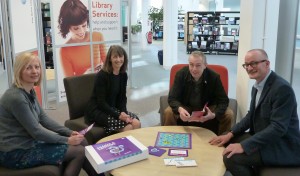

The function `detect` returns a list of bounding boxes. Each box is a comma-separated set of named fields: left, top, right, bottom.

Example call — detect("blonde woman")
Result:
left=0, top=52, right=101, bottom=176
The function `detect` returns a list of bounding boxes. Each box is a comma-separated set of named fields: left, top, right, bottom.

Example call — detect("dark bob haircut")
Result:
left=58, top=0, right=89, bottom=38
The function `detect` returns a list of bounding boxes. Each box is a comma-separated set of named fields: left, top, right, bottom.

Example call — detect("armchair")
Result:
left=159, top=64, right=238, bottom=127
left=63, top=73, right=105, bottom=144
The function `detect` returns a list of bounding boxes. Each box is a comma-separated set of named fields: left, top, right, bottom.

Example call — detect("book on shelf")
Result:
left=198, top=25, right=203, bottom=33
left=193, top=27, right=199, bottom=35
left=223, top=27, right=228, bottom=35
left=202, top=26, right=211, bottom=35
left=219, top=16, right=226, bottom=24
left=224, top=43, right=231, bottom=50
left=179, top=32, right=184, bottom=38
left=192, top=42, right=198, bottom=48
left=227, top=30, right=232, bottom=35
left=228, top=17, right=235, bottom=25
left=215, top=41, right=221, bottom=49
left=178, top=24, right=184, bottom=30
left=232, top=42, right=238, bottom=50
left=231, top=28, right=237, bottom=36
left=193, top=17, right=199, bottom=24
left=203, top=30, right=209, bottom=35
left=200, top=41, right=207, bottom=49
left=220, top=44, right=224, bottom=50
left=85, top=136, right=148, bottom=173
left=178, top=16, right=184, bottom=22
left=201, top=17, right=208, bottom=24
left=213, top=27, right=219, bottom=35
left=208, top=36, right=214, bottom=41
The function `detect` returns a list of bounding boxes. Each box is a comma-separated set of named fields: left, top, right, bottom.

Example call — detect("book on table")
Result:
left=85, top=135, right=148, bottom=173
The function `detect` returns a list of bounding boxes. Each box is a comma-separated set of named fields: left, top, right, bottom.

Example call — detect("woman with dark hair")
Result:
left=0, top=52, right=101, bottom=176
left=85, top=45, right=141, bottom=135
left=58, top=0, right=106, bottom=77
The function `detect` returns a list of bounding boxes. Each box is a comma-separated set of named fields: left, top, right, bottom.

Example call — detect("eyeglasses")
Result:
left=242, top=60, right=267, bottom=69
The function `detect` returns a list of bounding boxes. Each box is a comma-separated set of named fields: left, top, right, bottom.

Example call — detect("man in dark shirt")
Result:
left=163, top=51, right=233, bottom=135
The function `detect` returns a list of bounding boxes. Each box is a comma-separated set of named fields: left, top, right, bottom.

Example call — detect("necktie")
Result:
left=255, top=87, right=262, bottom=107
left=251, top=88, right=258, bottom=108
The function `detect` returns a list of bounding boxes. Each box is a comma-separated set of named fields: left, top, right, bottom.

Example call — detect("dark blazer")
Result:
left=231, top=71, right=300, bottom=166
left=168, top=66, right=229, bottom=118
left=85, top=70, right=128, bottom=125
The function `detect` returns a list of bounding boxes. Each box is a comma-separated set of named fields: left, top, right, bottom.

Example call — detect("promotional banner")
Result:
left=51, top=0, right=121, bottom=102
left=10, top=0, right=37, bottom=53
left=91, top=0, right=121, bottom=41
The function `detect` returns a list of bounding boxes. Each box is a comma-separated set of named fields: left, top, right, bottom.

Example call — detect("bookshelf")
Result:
left=41, top=2, right=53, bottom=68
left=178, top=14, right=185, bottom=40
left=186, top=11, right=240, bottom=55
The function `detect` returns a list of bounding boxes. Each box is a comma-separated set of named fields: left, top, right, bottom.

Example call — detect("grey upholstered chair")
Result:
left=63, top=73, right=106, bottom=144
left=0, top=165, right=60, bottom=176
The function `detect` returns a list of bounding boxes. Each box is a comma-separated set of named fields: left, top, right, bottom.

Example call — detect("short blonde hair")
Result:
left=13, top=52, right=43, bottom=88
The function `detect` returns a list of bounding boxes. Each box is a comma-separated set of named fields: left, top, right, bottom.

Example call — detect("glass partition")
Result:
left=0, top=1, right=10, bottom=96
left=0, top=25, right=9, bottom=96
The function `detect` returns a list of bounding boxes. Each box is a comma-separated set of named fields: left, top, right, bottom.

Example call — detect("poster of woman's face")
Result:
left=51, top=0, right=121, bottom=45
left=52, top=0, right=89, bottom=45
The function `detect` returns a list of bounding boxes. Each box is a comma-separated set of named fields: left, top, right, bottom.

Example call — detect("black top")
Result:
left=111, top=74, right=121, bottom=107
left=85, top=70, right=128, bottom=126
left=168, top=66, right=229, bottom=119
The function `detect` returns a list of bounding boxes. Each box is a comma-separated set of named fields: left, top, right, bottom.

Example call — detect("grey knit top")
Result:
left=0, top=85, right=72, bottom=152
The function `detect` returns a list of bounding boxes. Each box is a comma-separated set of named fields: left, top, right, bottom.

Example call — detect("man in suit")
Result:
left=163, top=51, right=233, bottom=135
left=209, top=49, right=300, bottom=176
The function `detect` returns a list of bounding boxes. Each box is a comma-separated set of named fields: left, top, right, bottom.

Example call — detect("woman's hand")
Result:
left=68, top=134, right=85, bottom=146
left=70, top=131, right=80, bottom=136
left=119, top=112, right=132, bottom=123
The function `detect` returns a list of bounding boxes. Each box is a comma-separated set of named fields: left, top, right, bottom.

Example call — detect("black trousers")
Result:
left=223, top=133, right=263, bottom=176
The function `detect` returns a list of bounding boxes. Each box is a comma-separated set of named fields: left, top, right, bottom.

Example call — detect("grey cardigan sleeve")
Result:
left=9, top=92, right=71, bottom=144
